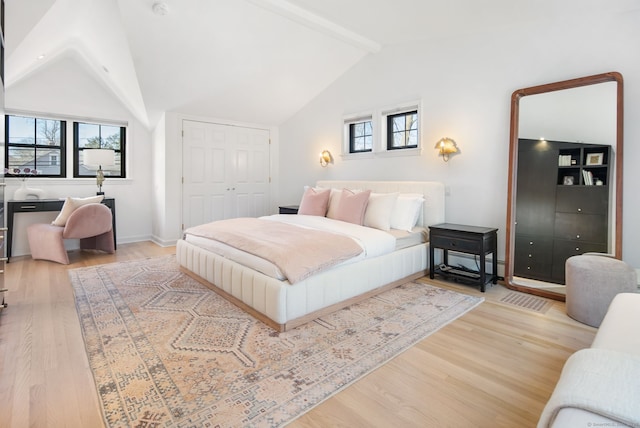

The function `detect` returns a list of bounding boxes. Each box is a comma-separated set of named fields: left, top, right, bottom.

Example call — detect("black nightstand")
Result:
left=279, top=205, right=299, bottom=214
left=429, top=223, right=498, bottom=292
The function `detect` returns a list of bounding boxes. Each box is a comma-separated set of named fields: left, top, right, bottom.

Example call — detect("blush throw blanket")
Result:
left=185, top=218, right=364, bottom=283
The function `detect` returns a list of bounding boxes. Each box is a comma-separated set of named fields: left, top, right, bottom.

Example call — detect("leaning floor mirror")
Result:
left=505, top=72, right=623, bottom=300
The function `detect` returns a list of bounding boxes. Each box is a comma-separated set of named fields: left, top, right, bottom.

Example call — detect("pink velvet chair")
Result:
left=27, top=203, right=115, bottom=264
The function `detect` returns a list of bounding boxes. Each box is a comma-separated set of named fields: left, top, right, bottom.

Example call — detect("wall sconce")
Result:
left=319, top=150, right=333, bottom=167
left=435, top=137, right=459, bottom=162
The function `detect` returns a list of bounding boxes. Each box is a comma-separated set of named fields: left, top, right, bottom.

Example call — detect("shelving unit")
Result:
left=557, top=145, right=610, bottom=186
left=515, top=139, right=611, bottom=284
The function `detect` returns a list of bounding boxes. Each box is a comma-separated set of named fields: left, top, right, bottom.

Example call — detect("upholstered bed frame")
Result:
left=177, top=180, right=445, bottom=331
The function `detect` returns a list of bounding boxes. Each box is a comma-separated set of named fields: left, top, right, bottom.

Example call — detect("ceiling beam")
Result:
left=247, top=0, right=382, bottom=53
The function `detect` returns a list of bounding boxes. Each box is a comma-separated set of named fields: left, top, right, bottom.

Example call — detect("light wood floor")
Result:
left=0, top=242, right=596, bottom=427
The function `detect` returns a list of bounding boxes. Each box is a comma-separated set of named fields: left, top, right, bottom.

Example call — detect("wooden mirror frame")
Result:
left=505, top=72, right=624, bottom=300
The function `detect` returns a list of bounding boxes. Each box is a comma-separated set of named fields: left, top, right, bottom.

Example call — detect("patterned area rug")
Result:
left=70, top=255, right=483, bottom=428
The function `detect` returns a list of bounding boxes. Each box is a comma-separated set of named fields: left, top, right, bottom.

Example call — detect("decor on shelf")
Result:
left=83, top=149, right=115, bottom=195
left=319, top=149, right=333, bottom=167
left=435, top=137, right=459, bottom=161
left=6, top=167, right=46, bottom=200
left=586, top=152, right=604, bottom=165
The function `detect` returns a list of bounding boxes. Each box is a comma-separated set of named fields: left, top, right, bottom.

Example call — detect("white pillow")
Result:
left=325, top=188, right=342, bottom=219
left=390, top=194, right=424, bottom=232
left=364, top=192, right=399, bottom=231
left=52, top=195, right=105, bottom=227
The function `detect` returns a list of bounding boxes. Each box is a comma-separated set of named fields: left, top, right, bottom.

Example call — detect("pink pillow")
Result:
left=333, top=189, right=371, bottom=225
left=298, top=187, right=331, bottom=216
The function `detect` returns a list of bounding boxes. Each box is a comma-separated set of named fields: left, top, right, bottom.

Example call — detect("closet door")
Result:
left=182, top=120, right=270, bottom=230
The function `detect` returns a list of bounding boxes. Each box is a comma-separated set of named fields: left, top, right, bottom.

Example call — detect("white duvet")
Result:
left=184, top=214, right=397, bottom=280
left=263, top=214, right=396, bottom=258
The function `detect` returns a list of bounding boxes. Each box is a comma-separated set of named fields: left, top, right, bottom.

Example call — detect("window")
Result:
left=387, top=110, right=418, bottom=150
left=343, top=101, right=421, bottom=158
left=5, top=115, right=66, bottom=177
left=74, top=122, right=126, bottom=178
left=349, top=119, right=373, bottom=153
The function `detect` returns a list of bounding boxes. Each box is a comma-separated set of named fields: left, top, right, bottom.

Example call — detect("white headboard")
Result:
left=316, top=180, right=445, bottom=228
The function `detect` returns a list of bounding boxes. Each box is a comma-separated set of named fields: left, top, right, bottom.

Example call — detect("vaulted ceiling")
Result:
left=5, top=0, right=634, bottom=130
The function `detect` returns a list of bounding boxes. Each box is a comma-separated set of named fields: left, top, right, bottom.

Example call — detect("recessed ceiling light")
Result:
left=152, top=2, right=169, bottom=16
left=37, top=54, right=46, bottom=60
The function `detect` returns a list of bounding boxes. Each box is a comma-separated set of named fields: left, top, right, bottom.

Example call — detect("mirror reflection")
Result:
left=506, top=73, right=623, bottom=299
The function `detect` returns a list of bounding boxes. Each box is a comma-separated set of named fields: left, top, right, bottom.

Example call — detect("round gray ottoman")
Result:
left=565, top=254, right=637, bottom=327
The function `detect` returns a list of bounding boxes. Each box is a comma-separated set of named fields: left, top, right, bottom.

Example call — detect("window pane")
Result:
left=78, top=123, right=101, bottom=148
left=408, top=130, right=418, bottom=146
left=101, top=125, right=122, bottom=150
left=8, top=116, right=35, bottom=145
left=75, top=122, right=125, bottom=178
left=387, top=110, right=418, bottom=150
left=354, top=123, right=364, bottom=137
left=353, top=137, right=363, bottom=152
left=408, top=113, right=418, bottom=130
left=392, top=133, right=403, bottom=148
left=36, top=148, right=62, bottom=175
left=78, top=151, right=91, bottom=175
left=364, top=121, right=372, bottom=135
left=393, top=116, right=405, bottom=132
left=5, top=115, right=66, bottom=178
left=113, top=152, right=122, bottom=174
left=36, top=119, right=61, bottom=146
left=8, top=147, right=35, bottom=170
left=349, top=119, right=373, bottom=153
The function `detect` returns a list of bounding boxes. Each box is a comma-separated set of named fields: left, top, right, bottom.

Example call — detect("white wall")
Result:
left=5, top=55, right=154, bottom=256
left=278, top=7, right=640, bottom=270
left=151, top=112, right=170, bottom=245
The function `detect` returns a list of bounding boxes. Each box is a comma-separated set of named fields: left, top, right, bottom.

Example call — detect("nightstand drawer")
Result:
left=430, top=235, right=481, bottom=253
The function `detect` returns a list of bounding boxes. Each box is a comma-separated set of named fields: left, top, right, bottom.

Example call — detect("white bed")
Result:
left=176, top=180, right=445, bottom=331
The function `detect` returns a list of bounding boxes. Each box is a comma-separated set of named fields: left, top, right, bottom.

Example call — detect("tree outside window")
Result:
left=387, top=110, right=418, bottom=150
left=349, top=120, right=373, bottom=153
left=74, top=122, right=126, bottom=178
left=5, top=115, right=66, bottom=177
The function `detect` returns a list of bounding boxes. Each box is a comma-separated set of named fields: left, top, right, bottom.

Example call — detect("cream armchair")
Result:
left=27, top=203, right=115, bottom=264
